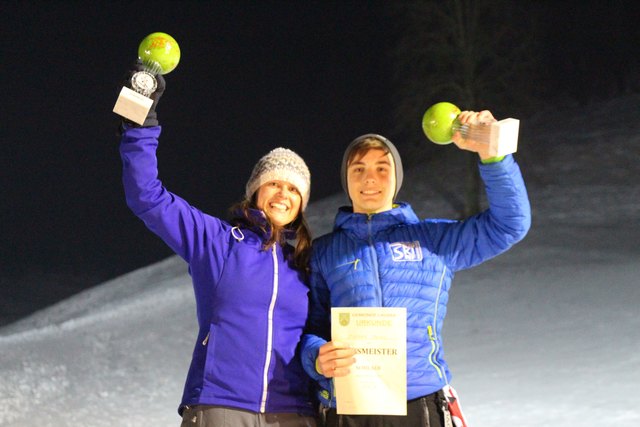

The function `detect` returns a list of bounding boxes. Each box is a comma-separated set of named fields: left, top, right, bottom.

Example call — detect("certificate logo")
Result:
left=339, top=313, right=351, bottom=326
left=390, top=241, right=423, bottom=262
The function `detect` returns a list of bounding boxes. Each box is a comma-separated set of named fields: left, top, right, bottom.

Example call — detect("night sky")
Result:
left=1, top=1, right=638, bottom=325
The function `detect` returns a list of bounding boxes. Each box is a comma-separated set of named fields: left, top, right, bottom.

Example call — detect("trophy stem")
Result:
left=457, top=123, right=492, bottom=143
left=142, top=60, right=163, bottom=76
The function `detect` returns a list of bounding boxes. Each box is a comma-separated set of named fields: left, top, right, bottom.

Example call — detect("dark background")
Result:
left=1, top=1, right=638, bottom=325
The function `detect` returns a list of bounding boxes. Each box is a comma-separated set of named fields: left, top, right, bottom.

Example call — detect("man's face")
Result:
left=347, top=148, right=396, bottom=214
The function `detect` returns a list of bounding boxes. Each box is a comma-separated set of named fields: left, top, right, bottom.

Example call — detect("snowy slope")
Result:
left=1, top=94, right=639, bottom=426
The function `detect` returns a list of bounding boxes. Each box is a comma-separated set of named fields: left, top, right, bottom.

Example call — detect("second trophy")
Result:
left=422, top=102, right=520, bottom=157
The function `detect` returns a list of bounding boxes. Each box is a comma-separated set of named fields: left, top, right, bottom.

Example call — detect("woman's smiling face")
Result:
left=256, top=180, right=302, bottom=227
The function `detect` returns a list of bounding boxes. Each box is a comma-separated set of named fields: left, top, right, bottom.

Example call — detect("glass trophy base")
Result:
left=487, top=118, right=519, bottom=157
left=460, top=118, right=520, bottom=157
left=113, top=86, right=153, bottom=125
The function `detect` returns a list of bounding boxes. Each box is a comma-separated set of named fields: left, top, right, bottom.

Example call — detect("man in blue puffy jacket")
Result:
left=301, top=110, right=531, bottom=427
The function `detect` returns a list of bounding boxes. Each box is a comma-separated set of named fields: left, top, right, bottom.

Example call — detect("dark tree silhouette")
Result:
left=392, top=0, right=543, bottom=216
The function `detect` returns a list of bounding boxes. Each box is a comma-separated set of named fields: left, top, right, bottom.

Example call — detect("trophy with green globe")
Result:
left=422, top=102, right=520, bottom=157
left=113, top=32, right=181, bottom=125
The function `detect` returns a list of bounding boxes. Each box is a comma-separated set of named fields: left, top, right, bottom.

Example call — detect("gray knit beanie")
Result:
left=245, top=147, right=311, bottom=211
left=340, top=134, right=404, bottom=200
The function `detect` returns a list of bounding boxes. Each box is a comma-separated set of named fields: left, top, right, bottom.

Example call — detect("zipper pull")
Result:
left=202, top=332, right=210, bottom=346
left=428, top=325, right=435, bottom=340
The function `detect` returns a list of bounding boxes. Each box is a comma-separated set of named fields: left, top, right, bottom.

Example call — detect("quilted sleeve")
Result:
left=427, top=155, right=531, bottom=271
left=119, top=125, right=227, bottom=272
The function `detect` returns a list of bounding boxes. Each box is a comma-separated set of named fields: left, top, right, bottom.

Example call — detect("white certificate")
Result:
left=331, top=307, right=407, bottom=415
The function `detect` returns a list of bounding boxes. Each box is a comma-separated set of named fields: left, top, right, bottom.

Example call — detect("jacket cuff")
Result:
left=120, top=124, right=162, bottom=144
left=479, top=153, right=514, bottom=170
left=301, top=334, right=328, bottom=381
left=480, top=155, right=506, bottom=164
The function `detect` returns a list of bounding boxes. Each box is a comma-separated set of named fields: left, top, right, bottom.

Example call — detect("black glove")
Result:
left=123, top=60, right=166, bottom=127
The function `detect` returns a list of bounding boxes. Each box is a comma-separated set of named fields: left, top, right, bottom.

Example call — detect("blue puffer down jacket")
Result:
left=120, top=126, right=315, bottom=416
left=301, top=154, right=531, bottom=406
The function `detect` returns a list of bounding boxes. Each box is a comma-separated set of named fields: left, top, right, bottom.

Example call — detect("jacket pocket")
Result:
left=202, top=325, right=217, bottom=381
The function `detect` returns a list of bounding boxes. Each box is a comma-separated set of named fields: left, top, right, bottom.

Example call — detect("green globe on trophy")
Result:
left=422, top=101, right=520, bottom=157
left=421, top=102, right=462, bottom=145
left=113, top=32, right=181, bottom=125
left=138, top=32, right=181, bottom=75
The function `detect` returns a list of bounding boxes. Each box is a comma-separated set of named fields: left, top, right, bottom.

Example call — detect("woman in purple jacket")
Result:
left=118, top=70, right=316, bottom=427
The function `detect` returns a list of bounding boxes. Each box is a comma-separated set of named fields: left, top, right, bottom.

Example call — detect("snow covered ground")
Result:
left=1, top=94, right=638, bottom=426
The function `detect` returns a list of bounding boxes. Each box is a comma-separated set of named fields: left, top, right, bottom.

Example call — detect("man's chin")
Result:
left=353, top=203, right=388, bottom=214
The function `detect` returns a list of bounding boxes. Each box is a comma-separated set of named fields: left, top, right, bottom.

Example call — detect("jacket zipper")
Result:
left=259, top=244, right=279, bottom=413
left=428, top=267, right=447, bottom=380
left=367, top=214, right=383, bottom=305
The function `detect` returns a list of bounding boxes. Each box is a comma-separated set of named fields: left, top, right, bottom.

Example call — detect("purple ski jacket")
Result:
left=120, top=126, right=314, bottom=416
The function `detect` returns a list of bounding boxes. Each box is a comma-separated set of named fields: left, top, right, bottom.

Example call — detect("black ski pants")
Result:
left=322, top=391, right=449, bottom=427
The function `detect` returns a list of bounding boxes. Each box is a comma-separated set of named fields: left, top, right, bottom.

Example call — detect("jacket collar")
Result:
left=333, top=202, right=419, bottom=239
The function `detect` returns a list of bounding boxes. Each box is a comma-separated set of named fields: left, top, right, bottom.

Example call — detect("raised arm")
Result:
left=117, top=65, right=225, bottom=264
left=121, top=127, right=226, bottom=263
left=426, top=153, right=531, bottom=271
